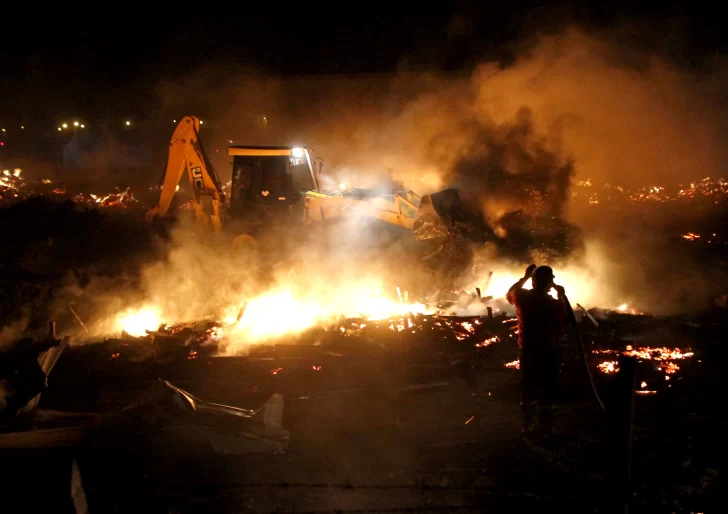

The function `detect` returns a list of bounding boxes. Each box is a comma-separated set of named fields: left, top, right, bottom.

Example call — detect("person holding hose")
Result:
left=507, top=264, right=569, bottom=440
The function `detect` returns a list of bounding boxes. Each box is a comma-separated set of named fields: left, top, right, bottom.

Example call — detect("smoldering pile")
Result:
left=431, top=107, right=583, bottom=268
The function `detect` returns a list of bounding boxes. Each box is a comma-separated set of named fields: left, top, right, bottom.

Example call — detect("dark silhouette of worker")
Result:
left=507, top=264, right=568, bottom=440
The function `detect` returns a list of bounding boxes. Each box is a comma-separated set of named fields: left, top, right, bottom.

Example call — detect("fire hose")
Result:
left=563, top=294, right=606, bottom=411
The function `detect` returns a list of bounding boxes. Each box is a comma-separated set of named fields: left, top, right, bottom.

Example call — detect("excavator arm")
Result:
left=146, top=116, right=226, bottom=231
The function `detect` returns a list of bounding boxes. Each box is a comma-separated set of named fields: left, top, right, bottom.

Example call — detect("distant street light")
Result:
left=62, top=123, right=68, bottom=128
left=58, top=127, right=62, bottom=131
left=125, top=121, right=131, bottom=126
left=73, top=121, right=79, bottom=127
left=80, top=124, right=85, bottom=128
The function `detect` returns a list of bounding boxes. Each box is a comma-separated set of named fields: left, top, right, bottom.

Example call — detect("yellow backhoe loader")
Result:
left=145, top=117, right=491, bottom=279
left=146, top=117, right=429, bottom=241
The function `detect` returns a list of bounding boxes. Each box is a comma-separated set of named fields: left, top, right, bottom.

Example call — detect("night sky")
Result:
left=1, top=4, right=724, bottom=122
left=0, top=2, right=725, bottom=172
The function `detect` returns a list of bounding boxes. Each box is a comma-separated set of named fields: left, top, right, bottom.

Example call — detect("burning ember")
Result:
left=659, top=362, right=680, bottom=374
left=573, top=176, right=728, bottom=205
left=475, top=336, right=499, bottom=348
left=0, top=169, right=137, bottom=208
left=615, top=303, right=644, bottom=315
left=598, top=361, right=619, bottom=374
left=636, top=381, right=657, bottom=394
left=592, top=344, right=695, bottom=392
left=86, top=187, right=137, bottom=208
left=682, top=232, right=701, bottom=241
left=594, top=345, right=695, bottom=362
left=504, top=360, right=520, bottom=369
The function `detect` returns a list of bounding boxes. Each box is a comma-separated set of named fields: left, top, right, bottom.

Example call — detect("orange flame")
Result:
left=116, top=306, right=162, bottom=337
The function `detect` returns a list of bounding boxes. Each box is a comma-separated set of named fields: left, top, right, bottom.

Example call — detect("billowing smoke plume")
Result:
left=147, top=26, right=728, bottom=314
left=443, top=108, right=574, bottom=218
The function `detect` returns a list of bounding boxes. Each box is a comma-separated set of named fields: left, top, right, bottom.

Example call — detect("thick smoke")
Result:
left=0, top=316, right=30, bottom=350
left=58, top=225, right=262, bottom=338
left=443, top=108, right=574, bottom=219
left=148, top=27, right=728, bottom=315
left=473, top=30, right=728, bottom=191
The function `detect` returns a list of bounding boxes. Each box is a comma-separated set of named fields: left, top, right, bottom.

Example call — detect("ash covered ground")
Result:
left=0, top=184, right=727, bottom=513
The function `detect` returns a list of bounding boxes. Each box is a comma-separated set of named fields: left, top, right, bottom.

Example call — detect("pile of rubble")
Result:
left=78, top=296, right=709, bottom=400
left=0, top=169, right=137, bottom=209
left=571, top=176, right=728, bottom=206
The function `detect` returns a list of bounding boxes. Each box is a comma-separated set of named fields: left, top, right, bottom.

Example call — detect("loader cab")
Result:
left=227, top=146, right=322, bottom=222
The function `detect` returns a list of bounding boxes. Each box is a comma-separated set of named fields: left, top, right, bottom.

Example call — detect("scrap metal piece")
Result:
left=71, top=459, right=88, bottom=514
left=0, top=380, right=290, bottom=455
left=20, top=336, right=70, bottom=413
left=1, top=322, right=68, bottom=419
left=577, top=303, right=599, bottom=327
left=156, top=380, right=289, bottom=454
left=69, top=305, right=89, bottom=333
left=165, top=380, right=260, bottom=419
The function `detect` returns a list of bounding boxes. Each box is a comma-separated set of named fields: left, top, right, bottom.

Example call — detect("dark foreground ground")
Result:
left=2, top=316, right=726, bottom=514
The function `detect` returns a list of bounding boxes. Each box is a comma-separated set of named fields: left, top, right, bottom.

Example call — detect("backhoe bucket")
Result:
left=413, top=188, right=492, bottom=243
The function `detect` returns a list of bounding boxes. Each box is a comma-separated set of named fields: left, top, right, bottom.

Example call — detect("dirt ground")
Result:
left=4, top=333, right=725, bottom=513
